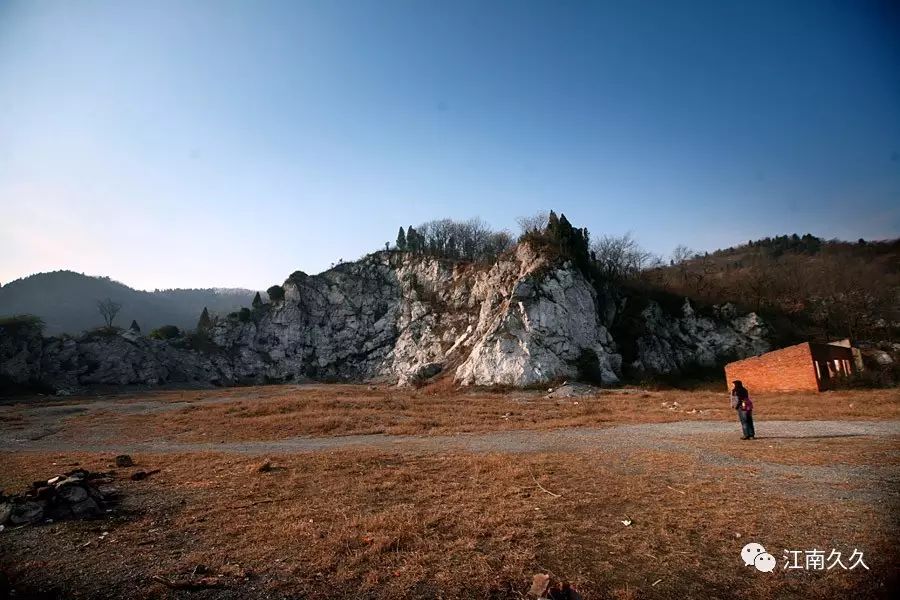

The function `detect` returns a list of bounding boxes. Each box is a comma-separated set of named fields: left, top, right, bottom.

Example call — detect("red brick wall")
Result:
left=724, top=343, right=820, bottom=393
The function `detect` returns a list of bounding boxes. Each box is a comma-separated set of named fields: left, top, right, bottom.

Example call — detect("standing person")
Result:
left=730, top=380, right=755, bottom=440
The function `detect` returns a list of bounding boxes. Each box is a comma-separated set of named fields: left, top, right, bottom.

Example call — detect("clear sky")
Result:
left=1, top=0, right=898, bottom=291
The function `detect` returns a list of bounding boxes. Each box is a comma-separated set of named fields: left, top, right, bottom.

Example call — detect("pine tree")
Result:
left=197, top=307, right=211, bottom=330
left=267, top=285, right=285, bottom=303
left=129, top=320, right=140, bottom=333
left=252, top=291, right=263, bottom=309
left=407, top=226, right=419, bottom=253
left=396, top=226, right=407, bottom=251
left=547, top=210, right=560, bottom=236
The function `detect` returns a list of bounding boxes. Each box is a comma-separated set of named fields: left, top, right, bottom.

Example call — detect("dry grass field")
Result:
left=1, top=384, right=898, bottom=599
left=12, top=384, right=900, bottom=444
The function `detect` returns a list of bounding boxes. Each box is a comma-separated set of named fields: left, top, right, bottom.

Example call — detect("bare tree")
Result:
left=411, top=217, right=513, bottom=262
left=516, top=211, right=549, bottom=236
left=669, top=245, right=696, bottom=287
left=671, top=245, right=694, bottom=265
left=97, top=298, right=122, bottom=328
left=591, top=233, right=653, bottom=280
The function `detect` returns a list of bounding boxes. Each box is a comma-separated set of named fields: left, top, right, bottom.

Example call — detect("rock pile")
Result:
left=0, top=469, right=115, bottom=527
left=545, top=382, right=600, bottom=399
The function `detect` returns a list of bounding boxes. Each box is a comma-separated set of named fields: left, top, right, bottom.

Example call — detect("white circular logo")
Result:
left=741, top=542, right=767, bottom=567
left=754, top=552, right=777, bottom=573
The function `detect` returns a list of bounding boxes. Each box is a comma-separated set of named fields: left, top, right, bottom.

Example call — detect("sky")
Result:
left=1, top=0, right=898, bottom=291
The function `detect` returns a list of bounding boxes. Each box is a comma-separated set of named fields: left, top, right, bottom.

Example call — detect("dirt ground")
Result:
left=1, top=385, right=898, bottom=599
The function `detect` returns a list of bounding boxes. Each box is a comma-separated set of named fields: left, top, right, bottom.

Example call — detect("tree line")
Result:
left=395, top=218, right=515, bottom=263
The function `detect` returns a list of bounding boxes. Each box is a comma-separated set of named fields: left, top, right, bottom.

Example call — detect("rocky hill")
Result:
left=1, top=242, right=769, bottom=393
left=642, top=235, right=899, bottom=344
left=0, top=271, right=259, bottom=335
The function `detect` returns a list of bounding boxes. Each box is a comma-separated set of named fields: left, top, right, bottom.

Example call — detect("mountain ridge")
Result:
left=0, top=270, right=260, bottom=336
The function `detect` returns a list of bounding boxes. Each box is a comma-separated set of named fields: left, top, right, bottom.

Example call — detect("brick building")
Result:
left=724, top=340, right=861, bottom=392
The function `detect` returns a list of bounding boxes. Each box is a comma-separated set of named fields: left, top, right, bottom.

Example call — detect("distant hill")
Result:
left=640, top=234, right=900, bottom=343
left=0, top=271, right=261, bottom=335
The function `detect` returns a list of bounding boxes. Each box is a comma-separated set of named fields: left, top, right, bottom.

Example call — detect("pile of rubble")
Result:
left=0, top=468, right=116, bottom=528
left=545, top=382, right=600, bottom=399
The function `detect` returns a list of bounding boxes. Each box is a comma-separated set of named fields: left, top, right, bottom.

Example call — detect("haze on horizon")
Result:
left=1, top=0, right=898, bottom=292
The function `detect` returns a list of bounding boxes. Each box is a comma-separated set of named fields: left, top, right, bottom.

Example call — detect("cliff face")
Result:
left=0, top=244, right=771, bottom=392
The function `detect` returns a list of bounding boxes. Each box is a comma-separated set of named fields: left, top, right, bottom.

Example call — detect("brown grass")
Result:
left=1, top=440, right=896, bottom=599
left=46, top=385, right=900, bottom=444
left=688, top=435, right=900, bottom=467
left=2, top=385, right=897, bottom=598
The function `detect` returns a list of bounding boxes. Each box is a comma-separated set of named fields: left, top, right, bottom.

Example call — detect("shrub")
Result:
left=267, top=285, right=285, bottom=303
left=0, top=314, right=44, bottom=335
left=149, top=325, right=181, bottom=340
left=519, top=210, right=591, bottom=275
left=573, top=348, right=605, bottom=385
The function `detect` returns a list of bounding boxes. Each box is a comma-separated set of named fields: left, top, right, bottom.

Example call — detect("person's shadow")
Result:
left=754, top=434, right=864, bottom=440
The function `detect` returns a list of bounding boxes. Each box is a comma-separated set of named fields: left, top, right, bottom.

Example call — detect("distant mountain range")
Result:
left=0, top=271, right=261, bottom=335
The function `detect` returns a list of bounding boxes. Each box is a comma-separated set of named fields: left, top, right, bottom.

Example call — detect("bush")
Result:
left=149, top=325, right=181, bottom=340
left=0, top=314, right=44, bottom=335
left=238, top=307, right=252, bottom=322
left=267, top=285, right=285, bottom=303
left=573, top=348, right=605, bottom=385
left=179, top=330, right=220, bottom=354
left=82, top=326, right=122, bottom=340
left=519, top=211, right=591, bottom=275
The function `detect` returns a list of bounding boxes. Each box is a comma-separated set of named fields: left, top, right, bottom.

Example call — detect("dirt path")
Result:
left=3, top=393, right=898, bottom=504
left=2, top=412, right=898, bottom=455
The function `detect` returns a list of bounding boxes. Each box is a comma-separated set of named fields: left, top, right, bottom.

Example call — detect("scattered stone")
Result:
left=57, top=483, right=88, bottom=503
left=70, top=497, right=102, bottom=519
left=256, top=460, right=274, bottom=473
left=529, top=574, right=582, bottom=600
left=528, top=574, right=550, bottom=597
left=409, top=362, right=443, bottom=384
left=547, top=581, right=583, bottom=600
left=9, top=501, right=44, bottom=525
left=115, top=455, right=134, bottom=468
left=871, top=350, right=893, bottom=365
left=130, top=469, right=160, bottom=481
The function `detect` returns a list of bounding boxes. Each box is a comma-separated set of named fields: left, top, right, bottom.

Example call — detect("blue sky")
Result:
left=1, top=0, right=898, bottom=290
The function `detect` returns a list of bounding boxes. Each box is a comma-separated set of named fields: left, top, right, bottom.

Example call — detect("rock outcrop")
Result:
left=0, top=243, right=771, bottom=392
